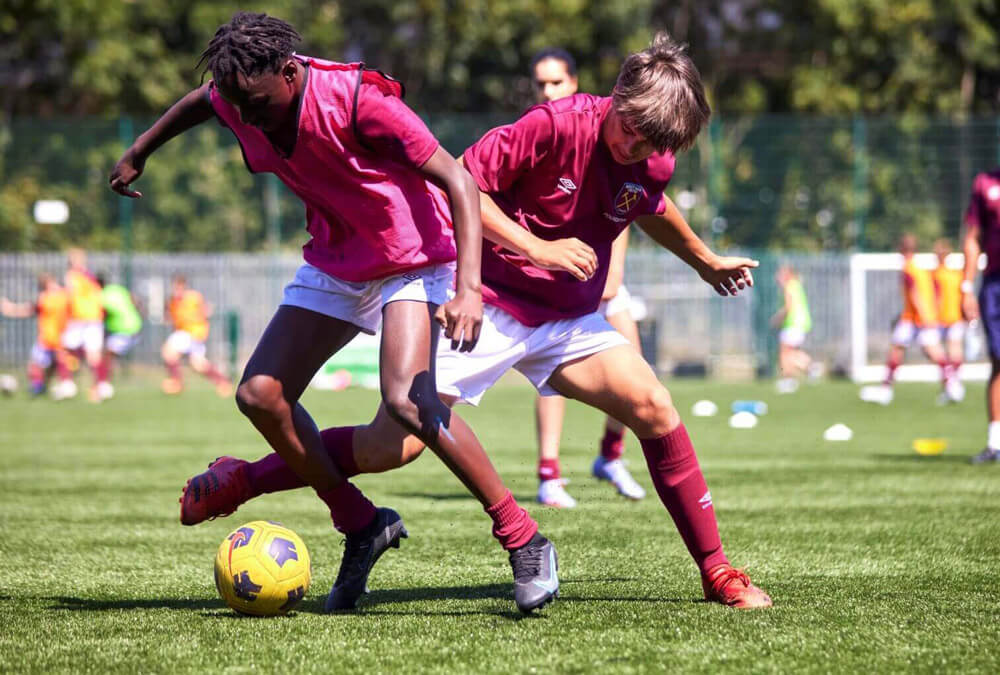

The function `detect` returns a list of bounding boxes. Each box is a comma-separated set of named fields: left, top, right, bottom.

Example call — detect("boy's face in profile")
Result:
left=601, top=107, right=656, bottom=165
left=216, top=60, right=300, bottom=133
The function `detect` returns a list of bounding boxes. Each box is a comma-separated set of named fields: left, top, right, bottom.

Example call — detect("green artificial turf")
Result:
left=1, top=377, right=998, bottom=673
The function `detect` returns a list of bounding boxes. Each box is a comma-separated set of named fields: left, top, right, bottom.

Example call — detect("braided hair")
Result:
left=198, top=12, right=301, bottom=82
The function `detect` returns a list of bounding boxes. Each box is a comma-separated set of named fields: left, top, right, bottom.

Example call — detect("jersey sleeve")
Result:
left=354, top=84, right=440, bottom=168
left=461, top=106, right=556, bottom=193
left=965, top=174, right=983, bottom=228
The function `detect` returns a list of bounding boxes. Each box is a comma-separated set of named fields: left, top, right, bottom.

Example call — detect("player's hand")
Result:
left=700, top=255, right=758, bottom=296
left=435, top=287, right=482, bottom=352
left=525, top=238, right=598, bottom=281
left=963, top=292, right=980, bottom=321
left=109, top=150, right=146, bottom=198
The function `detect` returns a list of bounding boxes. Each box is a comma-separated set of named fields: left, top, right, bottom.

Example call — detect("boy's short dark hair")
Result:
left=198, top=12, right=302, bottom=82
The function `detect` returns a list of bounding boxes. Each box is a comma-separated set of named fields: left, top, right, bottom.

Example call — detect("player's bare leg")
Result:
left=535, top=394, right=576, bottom=507
left=161, top=341, right=184, bottom=395
left=189, top=352, right=232, bottom=397
left=548, top=344, right=771, bottom=609
left=973, top=356, right=1000, bottom=463
left=380, top=300, right=513, bottom=505
left=375, top=299, right=556, bottom=612
left=593, top=308, right=646, bottom=500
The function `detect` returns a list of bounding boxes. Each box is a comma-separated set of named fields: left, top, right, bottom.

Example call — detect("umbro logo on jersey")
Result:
left=557, top=177, right=577, bottom=194
left=698, top=491, right=713, bottom=510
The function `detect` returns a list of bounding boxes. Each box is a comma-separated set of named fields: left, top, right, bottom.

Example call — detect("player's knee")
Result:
left=236, top=375, right=285, bottom=420
left=631, top=385, right=678, bottom=432
left=383, top=371, right=451, bottom=441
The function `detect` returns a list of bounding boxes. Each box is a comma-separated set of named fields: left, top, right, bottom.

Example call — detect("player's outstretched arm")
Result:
left=109, top=84, right=215, bottom=198
left=962, top=219, right=981, bottom=320
left=0, top=297, right=34, bottom=318
left=421, top=147, right=483, bottom=351
left=636, top=196, right=758, bottom=296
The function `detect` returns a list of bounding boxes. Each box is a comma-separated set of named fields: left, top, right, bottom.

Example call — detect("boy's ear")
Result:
left=282, top=59, right=298, bottom=82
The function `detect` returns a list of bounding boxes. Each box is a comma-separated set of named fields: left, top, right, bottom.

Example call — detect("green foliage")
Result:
left=1, top=1, right=999, bottom=251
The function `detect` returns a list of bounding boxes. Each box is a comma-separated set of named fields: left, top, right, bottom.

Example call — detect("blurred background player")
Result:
left=962, top=166, right=1000, bottom=463
left=529, top=47, right=646, bottom=508
left=772, top=264, right=812, bottom=394
left=97, top=273, right=143, bottom=400
left=62, top=248, right=109, bottom=401
left=162, top=275, right=230, bottom=396
left=1, top=274, right=73, bottom=398
left=932, top=239, right=966, bottom=403
left=866, top=233, right=952, bottom=404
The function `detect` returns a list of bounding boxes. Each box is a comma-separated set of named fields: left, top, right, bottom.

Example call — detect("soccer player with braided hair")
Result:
left=192, top=32, right=773, bottom=609
left=109, top=12, right=558, bottom=614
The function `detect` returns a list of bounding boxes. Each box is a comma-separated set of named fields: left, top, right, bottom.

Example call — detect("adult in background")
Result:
left=530, top=47, right=646, bottom=509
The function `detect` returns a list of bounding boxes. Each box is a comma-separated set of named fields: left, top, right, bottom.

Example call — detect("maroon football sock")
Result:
left=246, top=454, right=305, bottom=496
left=599, top=427, right=626, bottom=461
left=96, top=357, right=109, bottom=384
left=884, top=356, right=900, bottom=385
left=320, top=426, right=361, bottom=477
left=165, top=360, right=182, bottom=380
left=317, top=482, right=377, bottom=534
left=640, top=424, right=729, bottom=574
left=245, top=426, right=362, bottom=497
left=537, top=457, right=560, bottom=482
left=205, top=364, right=228, bottom=385
left=485, top=491, right=539, bottom=550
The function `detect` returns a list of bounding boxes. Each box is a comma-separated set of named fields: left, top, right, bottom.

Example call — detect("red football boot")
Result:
left=179, top=456, right=252, bottom=526
left=702, top=564, right=773, bottom=609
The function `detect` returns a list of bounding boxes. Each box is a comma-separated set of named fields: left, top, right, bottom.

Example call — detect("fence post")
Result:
left=118, top=116, right=134, bottom=288
left=264, top=174, right=281, bottom=251
left=226, top=310, right=240, bottom=379
left=752, top=250, right=779, bottom=378
left=852, top=115, right=868, bottom=251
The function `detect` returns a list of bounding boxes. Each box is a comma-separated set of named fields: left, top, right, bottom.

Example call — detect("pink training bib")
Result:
left=210, top=56, right=456, bottom=282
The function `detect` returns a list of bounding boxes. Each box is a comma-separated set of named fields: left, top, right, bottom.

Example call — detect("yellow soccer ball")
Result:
left=214, top=520, right=311, bottom=616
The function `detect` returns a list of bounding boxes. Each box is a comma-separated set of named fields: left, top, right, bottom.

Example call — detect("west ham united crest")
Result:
left=614, top=182, right=645, bottom=216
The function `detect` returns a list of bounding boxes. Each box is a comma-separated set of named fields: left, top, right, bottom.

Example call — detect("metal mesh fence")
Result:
left=2, top=114, right=999, bottom=254
left=0, top=249, right=896, bottom=378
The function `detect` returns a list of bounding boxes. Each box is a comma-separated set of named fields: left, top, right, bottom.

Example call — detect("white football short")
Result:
left=435, top=304, right=630, bottom=405
left=105, top=333, right=139, bottom=356
left=62, top=320, right=103, bottom=354
left=941, top=322, right=966, bottom=343
left=779, top=327, right=808, bottom=348
left=29, top=343, right=56, bottom=369
left=165, top=330, right=207, bottom=359
left=281, top=263, right=454, bottom=335
left=891, top=319, right=941, bottom=348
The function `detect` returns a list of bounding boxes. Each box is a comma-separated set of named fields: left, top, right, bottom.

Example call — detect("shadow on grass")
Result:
left=870, top=453, right=976, bottom=464
left=48, top=596, right=222, bottom=612
left=389, top=492, right=539, bottom=504
left=46, top=579, right=696, bottom=620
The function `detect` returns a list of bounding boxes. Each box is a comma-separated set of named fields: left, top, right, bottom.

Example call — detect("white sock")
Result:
left=988, top=422, right=1000, bottom=451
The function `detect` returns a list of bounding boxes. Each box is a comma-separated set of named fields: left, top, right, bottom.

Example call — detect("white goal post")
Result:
left=849, top=252, right=988, bottom=383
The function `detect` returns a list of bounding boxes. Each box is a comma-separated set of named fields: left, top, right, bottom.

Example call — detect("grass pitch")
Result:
left=1, top=377, right=998, bottom=673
